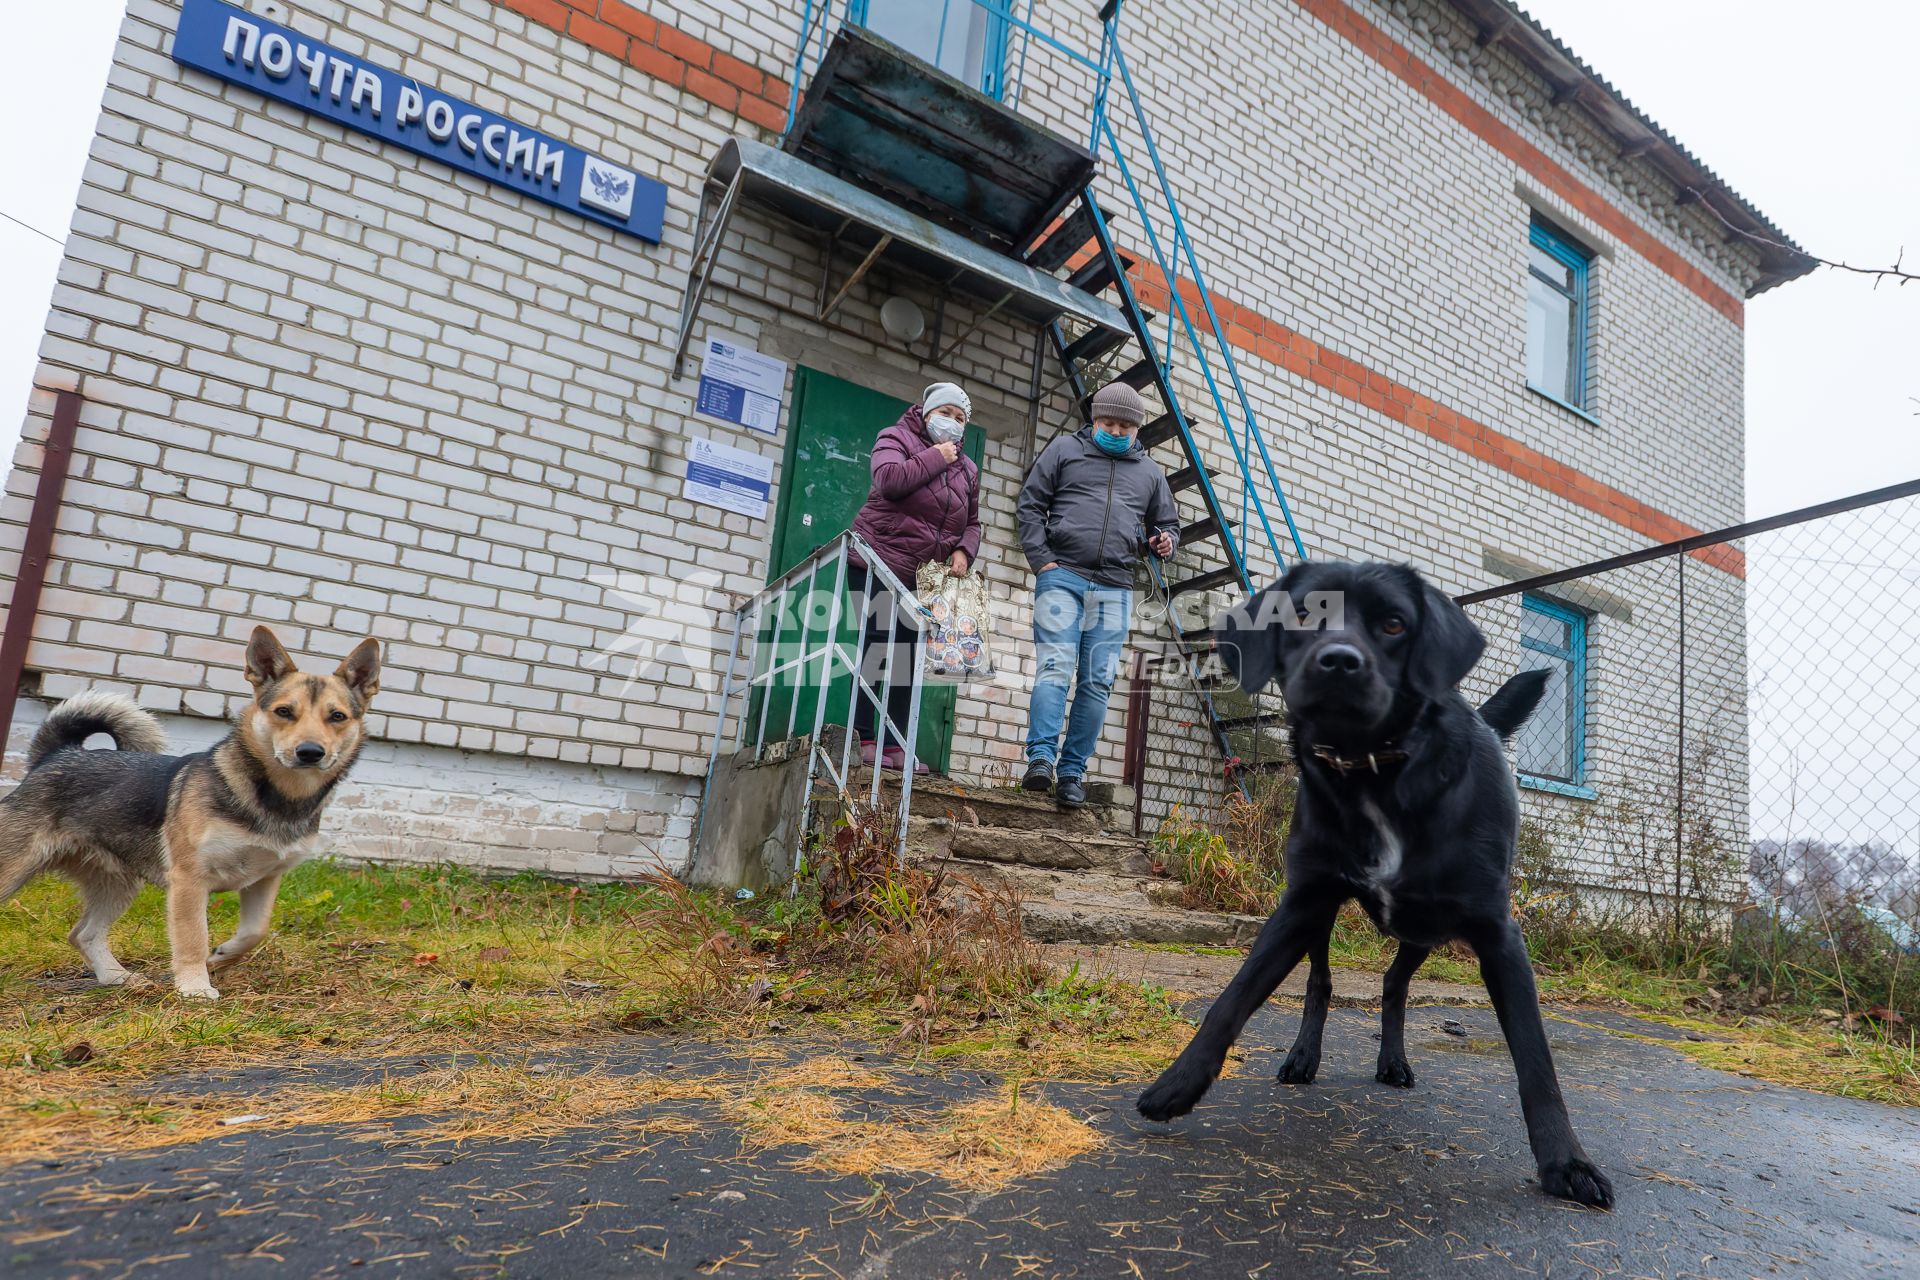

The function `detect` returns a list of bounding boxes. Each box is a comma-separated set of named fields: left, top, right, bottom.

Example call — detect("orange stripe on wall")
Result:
left=497, top=0, right=791, bottom=131
left=1120, top=268, right=1745, bottom=578
left=1291, top=0, right=1745, bottom=327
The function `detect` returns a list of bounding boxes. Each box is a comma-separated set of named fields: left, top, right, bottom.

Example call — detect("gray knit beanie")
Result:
left=1089, top=380, right=1146, bottom=427
left=922, top=382, right=972, bottom=421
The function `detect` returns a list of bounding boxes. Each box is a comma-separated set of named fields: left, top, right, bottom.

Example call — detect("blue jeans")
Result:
left=1025, top=567, right=1132, bottom=781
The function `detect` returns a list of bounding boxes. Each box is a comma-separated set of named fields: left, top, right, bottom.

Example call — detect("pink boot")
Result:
left=879, top=746, right=930, bottom=775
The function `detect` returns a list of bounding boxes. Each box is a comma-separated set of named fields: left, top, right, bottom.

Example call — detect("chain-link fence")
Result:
left=1458, top=478, right=1920, bottom=967
left=1119, top=474, right=1920, bottom=990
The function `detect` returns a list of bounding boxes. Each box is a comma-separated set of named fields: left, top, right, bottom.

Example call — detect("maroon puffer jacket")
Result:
left=849, top=405, right=982, bottom=583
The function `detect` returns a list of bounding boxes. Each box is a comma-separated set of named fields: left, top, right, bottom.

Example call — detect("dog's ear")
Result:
left=245, top=626, right=297, bottom=689
left=336, top=637, right=382, bottom=703
left=1404, top=569, right=1484, bottom=700
left=1211, top=572, right=1299, bottom=694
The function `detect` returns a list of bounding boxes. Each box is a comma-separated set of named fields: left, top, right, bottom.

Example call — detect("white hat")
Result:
left=922, top=382, right=971, bottom=421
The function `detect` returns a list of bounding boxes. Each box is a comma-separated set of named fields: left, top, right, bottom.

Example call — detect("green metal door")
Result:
left=765, top=367, right=983, bottom=774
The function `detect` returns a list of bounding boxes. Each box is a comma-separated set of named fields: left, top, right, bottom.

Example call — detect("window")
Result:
left=852, top=0, right=1008, bottom=98
left=1526, top=217, right=1592, bottom=415
left=1516, top=594, right=1591, bottom=798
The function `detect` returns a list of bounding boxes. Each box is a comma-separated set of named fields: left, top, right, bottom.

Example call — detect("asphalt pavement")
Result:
left=4, top=1002, right=1916, bottom=1278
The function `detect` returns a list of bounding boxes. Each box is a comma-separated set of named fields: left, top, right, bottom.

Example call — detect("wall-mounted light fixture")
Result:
left=880, top=296, right=925, bottom=344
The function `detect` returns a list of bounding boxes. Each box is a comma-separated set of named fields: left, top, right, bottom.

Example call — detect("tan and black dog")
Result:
left=0, top=627, right=379, bottom=998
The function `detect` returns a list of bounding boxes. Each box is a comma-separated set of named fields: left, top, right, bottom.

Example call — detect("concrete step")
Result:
left=943, top=861, right=1264, bottom=946
left=805, top=766, right=1253, bottom=946
left=1019, top=899, right=1263, bottom=947
left=945, top=861, right=1180, bottom=909
left=907, top=816, right=1152, bottom=874
left=828, top=774, right=1137, bottom=836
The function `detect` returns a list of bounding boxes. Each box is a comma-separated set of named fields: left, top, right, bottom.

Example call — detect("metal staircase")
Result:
left=761, top=0, right=1311, bottom=780
left=1013, top=0, right=1311, bottom=776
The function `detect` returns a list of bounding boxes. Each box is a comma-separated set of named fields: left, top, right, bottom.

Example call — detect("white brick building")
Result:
left=2, top=0, right=1808, bottom=884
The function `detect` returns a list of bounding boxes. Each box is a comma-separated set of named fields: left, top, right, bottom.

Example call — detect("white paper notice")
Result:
left=694, top=336, right=787, bottom=435
left=684, top=435, right=773, bottom=519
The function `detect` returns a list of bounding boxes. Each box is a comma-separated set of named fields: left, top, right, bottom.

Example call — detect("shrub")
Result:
left=1152, top=801, right=1280, bottom=916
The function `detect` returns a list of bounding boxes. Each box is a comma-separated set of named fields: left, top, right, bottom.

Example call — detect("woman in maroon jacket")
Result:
left=847, top=381, right=982, bottom=771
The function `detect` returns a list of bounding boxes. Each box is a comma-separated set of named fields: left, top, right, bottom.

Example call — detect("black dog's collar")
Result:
left=1308, top=743, right=1409, bottom=776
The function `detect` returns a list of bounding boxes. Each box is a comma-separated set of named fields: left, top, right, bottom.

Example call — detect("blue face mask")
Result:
left=1093, top=428, right=1133, bottom=456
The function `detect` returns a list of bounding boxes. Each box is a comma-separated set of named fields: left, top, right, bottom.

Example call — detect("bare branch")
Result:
left=1682, top=188, right=1918, bottom=287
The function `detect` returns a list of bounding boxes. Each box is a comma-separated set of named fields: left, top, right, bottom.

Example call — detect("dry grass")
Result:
left=0, top=865, right=683, bottom=1080
left=0, top=857, right=1188, bottom=1172
left=1545, top=1009, right=1920, bottom=1107
left=728, top=1060, right=1101, bottom=1192
left=1149, top=805, right=1277, bottom=916
left=7, top=1048, right=1104, bottom=1195
left=0, top=1058, right=728, bottom=1165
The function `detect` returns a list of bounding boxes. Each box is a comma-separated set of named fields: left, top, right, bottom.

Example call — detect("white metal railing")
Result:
left=698, top=531, right=928, bottom=880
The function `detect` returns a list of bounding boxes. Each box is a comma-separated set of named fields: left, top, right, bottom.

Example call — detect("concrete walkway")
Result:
left=1040, top=941, right=1491, bottom=1004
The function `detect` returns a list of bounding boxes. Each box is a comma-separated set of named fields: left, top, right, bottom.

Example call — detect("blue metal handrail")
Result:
left=1092, top=1, right=1308, bottom=573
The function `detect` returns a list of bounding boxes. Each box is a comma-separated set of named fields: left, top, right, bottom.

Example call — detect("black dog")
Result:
left=1137, top=561, right=1613, bottom=1209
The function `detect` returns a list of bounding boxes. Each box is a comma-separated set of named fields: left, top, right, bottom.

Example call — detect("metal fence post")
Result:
left=896, top=610, right=927, bottom=864
left=753, top=582, right=784, bottom=756
left=1675, top=549, right=1688, bottom=939
left=693, top=603, right=749, bottom=861
left=849, top=558, right=875, bottom=787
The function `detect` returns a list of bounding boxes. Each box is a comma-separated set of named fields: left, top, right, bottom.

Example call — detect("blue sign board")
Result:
left=692, top=336, right=786, bottom=435
left=171, top=0, right=666, bottom=243
left=684, top=436, right=774, bottom=519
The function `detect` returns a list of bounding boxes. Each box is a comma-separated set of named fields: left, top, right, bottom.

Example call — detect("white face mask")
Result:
left=926, top=412, right=966, bottom=443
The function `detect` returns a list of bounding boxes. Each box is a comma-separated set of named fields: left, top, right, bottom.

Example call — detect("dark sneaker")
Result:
left=1055, top=777, right=1088, bottom=809
left=1022, top=759, right=1054, bottom=793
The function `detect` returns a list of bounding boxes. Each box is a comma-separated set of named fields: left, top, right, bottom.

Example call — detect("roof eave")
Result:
left=1446, top=0, right=1818, bottom=297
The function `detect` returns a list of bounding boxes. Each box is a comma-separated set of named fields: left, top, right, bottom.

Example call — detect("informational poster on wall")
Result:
left=693, top=336, right=787, bottom=435
left=683, top=435, right=774, bottom=520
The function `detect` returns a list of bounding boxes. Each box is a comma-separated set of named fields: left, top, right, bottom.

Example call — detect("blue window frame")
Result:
left=850, top=0, right=1010, bottom=99
left=1526, top=217, right=1592, bottom=416
left=1516, top=594, right=1593, bottom=800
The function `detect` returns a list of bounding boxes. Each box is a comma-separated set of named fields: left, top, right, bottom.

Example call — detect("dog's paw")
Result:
left=1539, top=1155, right=1614, bottom=1209
left=1136, top=1064, right=1211, bottom=1123
left=1374, top=1055, right=1416, bottom=1088
left=1276, top=1046, right=1319, bottom=1085
left=175, top=981, right=220, bottom=1001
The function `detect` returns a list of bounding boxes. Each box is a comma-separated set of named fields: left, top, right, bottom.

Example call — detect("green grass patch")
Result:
left=0, top=857, right=1193, bottom=1160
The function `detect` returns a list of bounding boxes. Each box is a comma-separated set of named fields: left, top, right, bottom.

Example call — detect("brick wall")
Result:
left=2, top=0, right=1756, bottom=884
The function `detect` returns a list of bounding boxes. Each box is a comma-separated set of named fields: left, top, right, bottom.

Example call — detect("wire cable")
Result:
left=0, top=208, right=64, bottom=248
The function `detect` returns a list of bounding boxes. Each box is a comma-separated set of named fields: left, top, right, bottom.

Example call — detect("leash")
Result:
left=1307, top=743, right=1409, bottom=776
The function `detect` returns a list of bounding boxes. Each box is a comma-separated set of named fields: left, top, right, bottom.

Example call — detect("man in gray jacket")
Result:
left=1016, top=380, right=1180, bottom=808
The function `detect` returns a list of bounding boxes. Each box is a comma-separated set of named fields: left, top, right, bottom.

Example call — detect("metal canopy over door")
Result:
left=764, top=367, right=984, bottom=775
left=782, top=26, right=1093, bottom=254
